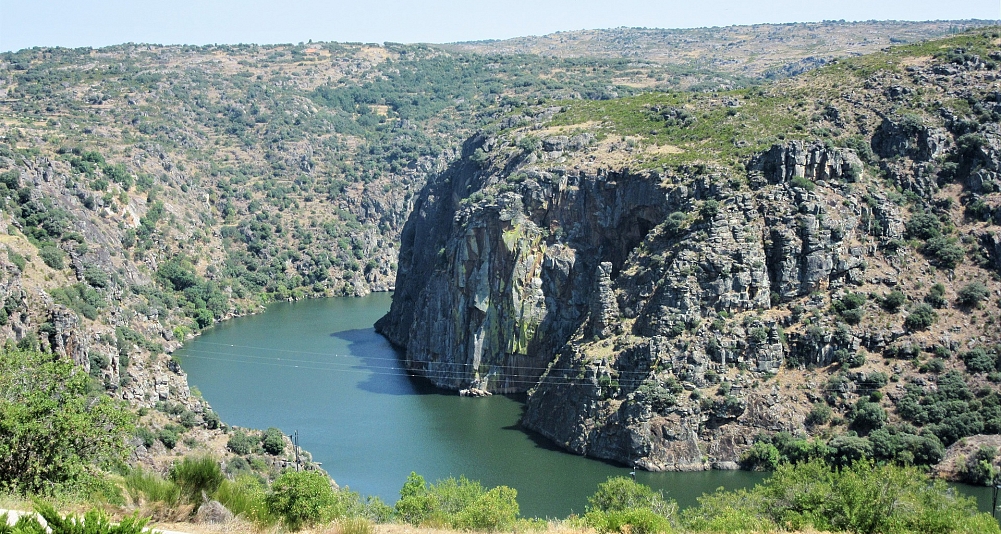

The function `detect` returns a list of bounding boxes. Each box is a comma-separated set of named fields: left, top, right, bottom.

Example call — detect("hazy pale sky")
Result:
left=1, top=0, right=998, bottom=52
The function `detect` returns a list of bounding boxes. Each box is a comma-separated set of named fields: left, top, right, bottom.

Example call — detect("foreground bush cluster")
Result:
left=5, top=457, right=999, bottom=534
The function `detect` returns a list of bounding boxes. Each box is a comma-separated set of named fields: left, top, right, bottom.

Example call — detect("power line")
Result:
left=179, top=348, right=891, bottom=391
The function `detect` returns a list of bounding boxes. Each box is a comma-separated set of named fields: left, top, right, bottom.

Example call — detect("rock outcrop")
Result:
left=379, top=38, right=1001, bottom=468
left=378, top=131, right=882, bottom=468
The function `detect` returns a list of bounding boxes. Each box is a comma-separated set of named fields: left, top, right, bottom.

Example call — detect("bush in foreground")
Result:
left=680, top=459, right=999, bottom=533
left=0, top=348, right=135, bottom=495
left=169, top=455, right=224, bottom=503
left=395, top=472, right=519, bottom=531
left=266, top=470, right=338, bottom=531
left=584, top=476, right=676, bottom=534
left=0, top=503, right=148, bottom=534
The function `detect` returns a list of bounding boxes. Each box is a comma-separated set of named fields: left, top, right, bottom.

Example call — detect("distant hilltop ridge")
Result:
left=445, top=20, right=994, bottom=81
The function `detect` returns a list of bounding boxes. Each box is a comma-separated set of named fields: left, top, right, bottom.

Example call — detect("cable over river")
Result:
left=177, top=293, right=995, bottom=518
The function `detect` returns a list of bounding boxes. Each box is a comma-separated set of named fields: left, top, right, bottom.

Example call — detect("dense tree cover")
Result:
left=895, top=371, right=1001, bottom=446
left=0, top=349, right=135, bottom=494
left=740, top=428, right=944, bottom=471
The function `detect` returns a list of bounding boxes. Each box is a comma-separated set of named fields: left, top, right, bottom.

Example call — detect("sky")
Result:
left=1, top=0, right=999, bottom=52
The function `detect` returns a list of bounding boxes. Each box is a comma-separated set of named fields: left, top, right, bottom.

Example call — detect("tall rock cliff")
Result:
left=379, top=30, right=1001, bottom=470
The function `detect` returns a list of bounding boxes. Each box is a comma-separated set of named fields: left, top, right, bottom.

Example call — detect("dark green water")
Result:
left=177, top=294, right=997, bottom=518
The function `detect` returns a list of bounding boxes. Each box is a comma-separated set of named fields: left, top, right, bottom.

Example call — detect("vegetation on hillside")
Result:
left=2, top=24, right=1001, bottom=534
left=3, top=455, right=998, bottom=533
left=0, top=348, right=135, bottom=495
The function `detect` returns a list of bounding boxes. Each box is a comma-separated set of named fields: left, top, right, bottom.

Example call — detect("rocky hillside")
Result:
left=0, top=21, right=972, bottom=465
left=378, top=28, right=1001, bottom=474
left=0, top=41, right=687, bottom=428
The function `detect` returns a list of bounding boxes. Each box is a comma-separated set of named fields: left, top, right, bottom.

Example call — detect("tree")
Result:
left=904, top=303, right=937, bottom=331
left=881, top=290, right=906, bottom=313
left=266, top=470, right=337, bottom=531
left=956, top=281, right=989, bottom=307
left=0, top=349, right=135, bottom=494
left=850, top=400, right=887, bottom=435
left=262, top=427, right=285, bottom=455
left=924, top=282, right=947, bottom=308
left=919, top=236, right=964, bottom=269
left=904, top=211, right=942, bottom=240
left=805, top=402, right=833, bottom=427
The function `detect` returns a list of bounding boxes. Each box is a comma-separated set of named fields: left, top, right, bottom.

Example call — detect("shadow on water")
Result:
left=330, top=327, right=448, bottom=396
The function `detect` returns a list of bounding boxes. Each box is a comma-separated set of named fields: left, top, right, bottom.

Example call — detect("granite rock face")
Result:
left=379, top=136, right=877, bottom=467
left=377, top=134, right=671, bottom=391
left=379, top=49, right=1001, bottom=470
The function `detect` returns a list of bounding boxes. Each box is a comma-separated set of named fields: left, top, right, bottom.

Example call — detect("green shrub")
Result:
left=16, top=503, right=149, bottom=534
left=959, top=446, right=998, bottom=486
left=790, top=176, right=816, bottom=191
left=925, top=282, right=948, bottom=308
left=82, top=265, right=109, bottom=288
left=262, top=427, right=285, bottom=455
left=962, top=347, right=996, bottom=374
left=454, top=486, right=520, bottom=530
left=904, top=303, right=937, bottom=330
left=679, top=487, right=776, bottom=532
left=337, top=517, right=375, bottom=534
left=957, top=281, right=989, bottom=307
left=266, top=470, right=337, bottom=531
left=203, top=410, right=221, bottom=430
left=805, top=402, right=832, bottom=427
left=123, top=467, right=182, bottom=508
left=663, top=212, right=688, bottom=237
left=0, top=348, right=135, bottom=494
left=38, top=245, right=65, bottom=269
left=214, top=474, right=276, bottom=525
left=920, top=236, right=964, bottom=269
left=683, top=460, right=999, bottom=534
left=6, top=248, right=26, bottom=272
left=584, top=477, right=675, bottom=534
left=834, top=348, right=866, bottom=368
left=170, top=455, right=224, bottom=503
left=227, top=429, right=256, bottom=455
left=881, top=290, right=906, bottom=313
left=157, top=426, right=180, bottom=449
left=849, top=399, right=887, bottom=435
left=826, top=435, right=873, bottom=467
left=739, top=442, right=781, bottom=470
left=588, top=476, right=675, bottom=516
left=699, top=199, right=720, bottom=219
left=394, top=472, right=520, bottom=530
left=135, top=427, right=156, bottom=448
left=585, top=507, right=673, bottom=534
left=905, top=211, right=942, bottom=239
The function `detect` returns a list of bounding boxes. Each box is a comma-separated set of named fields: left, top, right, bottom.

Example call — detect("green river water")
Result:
left=177, top=293, right=996, bottom=519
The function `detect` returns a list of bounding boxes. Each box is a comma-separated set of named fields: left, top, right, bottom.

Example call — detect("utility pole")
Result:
left=294, top=430, right=301, bottom=471
left=992, top=472, right=1000, bottom=522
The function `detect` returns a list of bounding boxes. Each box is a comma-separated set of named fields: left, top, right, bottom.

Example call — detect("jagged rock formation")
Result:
left=380, top=31, right=1001, bottom=471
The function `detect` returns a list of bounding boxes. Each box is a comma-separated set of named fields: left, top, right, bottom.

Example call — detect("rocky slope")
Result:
left=379, top=28, right=1001, bottom=472
left=1, top=22, right=975, bottom=474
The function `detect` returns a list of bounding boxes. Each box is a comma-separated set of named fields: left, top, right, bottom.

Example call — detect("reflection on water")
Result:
left=178, top=294, right=996, bottom=518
